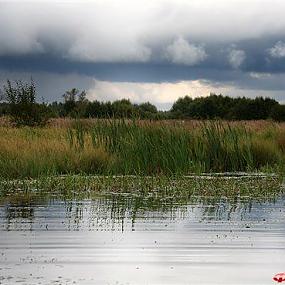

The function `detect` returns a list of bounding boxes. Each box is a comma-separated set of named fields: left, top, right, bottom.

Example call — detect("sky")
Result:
left=0, top=0, right=285, bottom=109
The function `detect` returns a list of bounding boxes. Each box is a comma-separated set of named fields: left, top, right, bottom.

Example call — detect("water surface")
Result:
left=0, top=191, right=284, bottom=284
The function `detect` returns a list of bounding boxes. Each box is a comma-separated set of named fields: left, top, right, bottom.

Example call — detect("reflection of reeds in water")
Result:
left=0, top=120, right=285, bottom=179
left=0, top=182, right=283, bottom=232
left=0, top=165, right=283, bottom=228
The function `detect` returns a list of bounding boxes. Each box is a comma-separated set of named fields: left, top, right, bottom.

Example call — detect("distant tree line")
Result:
left=170, top=94, right=285, bottom=121
left=0, top=80, right=285, bottom=126
left=49, top=89, right=162, bottom=119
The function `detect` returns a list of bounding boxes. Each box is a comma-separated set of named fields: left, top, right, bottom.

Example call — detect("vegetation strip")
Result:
left=0, top=119, right=285, bottom=180
left=0, top=174, right=283, bottom=199
left=1, top=80, right=285, bottom=122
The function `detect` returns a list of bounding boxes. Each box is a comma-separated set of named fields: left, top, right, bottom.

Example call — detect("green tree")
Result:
left=136, top=102, right=158, bottom=119
left=63, top=88, right=88, bottom=117
left=271, top=105, right=285, bottom=121
left=171, top=96, right=193, bottom=118
left=112, top=99, right=137, bottom=118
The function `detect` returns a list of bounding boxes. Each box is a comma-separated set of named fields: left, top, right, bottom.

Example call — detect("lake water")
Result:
left=0, top=191, right=284, bottom=284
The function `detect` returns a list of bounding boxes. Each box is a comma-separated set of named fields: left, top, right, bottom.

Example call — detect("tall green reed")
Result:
left=66, top=119, right=284, bottom=175
left=89, top=119, right=193, bottom=175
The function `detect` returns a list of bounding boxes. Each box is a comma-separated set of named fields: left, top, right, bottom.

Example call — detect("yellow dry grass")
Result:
left=0, top=126, right=112, bottom=178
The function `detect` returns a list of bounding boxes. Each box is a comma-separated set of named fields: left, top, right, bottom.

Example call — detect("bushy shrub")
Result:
left=2, top=79, right=51, bottom=126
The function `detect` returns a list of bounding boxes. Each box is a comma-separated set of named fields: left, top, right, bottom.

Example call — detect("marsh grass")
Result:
left=90, top=120, right=194, bottom=174
left=85, top=119, right=285, bottom=175
left=276, top=130, right=285, bottom=153
left=0, top=119, right=285, bottom=180
left=0, top=127, right=111, bottom=179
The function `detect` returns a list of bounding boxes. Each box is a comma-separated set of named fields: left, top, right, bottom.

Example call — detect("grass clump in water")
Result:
left=0, top=175, right=283, bottom=201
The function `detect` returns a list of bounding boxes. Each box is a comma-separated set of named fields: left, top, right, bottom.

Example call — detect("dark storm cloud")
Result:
left=2, top=37, right=285, bottom=85
left=1, top=0, right=285, bottom=104
left=1, top=0, right=285, bottom=68
left=2, top=26, right=285, bottom=79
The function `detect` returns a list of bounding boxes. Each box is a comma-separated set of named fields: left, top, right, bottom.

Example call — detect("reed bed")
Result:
left=83, top=119, right=285, bottom=175
left=0, top=119, right=285, bottom=180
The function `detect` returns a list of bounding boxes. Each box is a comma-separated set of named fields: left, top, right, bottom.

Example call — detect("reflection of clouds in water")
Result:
left=0, top=194, right=284, bottom=284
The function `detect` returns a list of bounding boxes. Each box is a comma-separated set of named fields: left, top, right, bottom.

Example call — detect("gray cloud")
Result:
left=1, top=0, right=285, bottom=105
left=1, top=1, right=285, bottom=65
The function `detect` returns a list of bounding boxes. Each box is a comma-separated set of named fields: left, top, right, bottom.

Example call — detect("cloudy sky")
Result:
left=1, top=0, right=285, bottom=109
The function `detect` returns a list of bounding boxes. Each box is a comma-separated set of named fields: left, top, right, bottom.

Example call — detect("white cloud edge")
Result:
left=268, top=41, right=285, bottom=58
left=164, top=37, right=207, bottom=66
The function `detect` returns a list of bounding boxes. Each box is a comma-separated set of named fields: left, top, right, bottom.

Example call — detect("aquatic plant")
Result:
left=0, top=174, right=282, bottom=198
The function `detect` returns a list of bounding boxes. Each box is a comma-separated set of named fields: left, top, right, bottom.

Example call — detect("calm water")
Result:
left=0, top=191, right=284, bottom=285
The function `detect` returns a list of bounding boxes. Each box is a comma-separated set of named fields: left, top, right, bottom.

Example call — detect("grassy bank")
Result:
left=0, top=119, right=285, bottom=180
